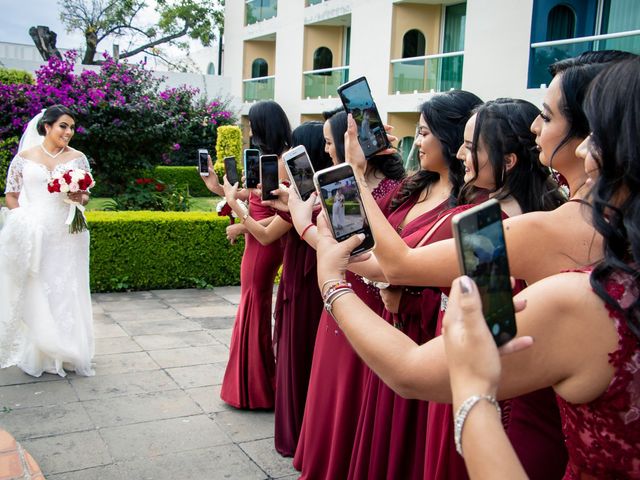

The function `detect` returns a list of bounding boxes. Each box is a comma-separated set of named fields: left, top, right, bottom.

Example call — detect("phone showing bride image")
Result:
left=283, top=145, right=316, bottom=201
left=260, top=154, right=279, bottom=201
left=313, top=163, right=375, bottom=257
left=452, top=199, right=517, bottom=346
left=198, top=149, right=209, bottom=177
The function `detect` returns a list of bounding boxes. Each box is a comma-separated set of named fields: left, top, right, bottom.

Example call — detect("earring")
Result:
left=501, top=167, right=506, bottom=184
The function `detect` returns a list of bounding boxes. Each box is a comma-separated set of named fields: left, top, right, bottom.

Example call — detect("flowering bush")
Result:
left=0, top=51, right=237, bottom=194
left=105, top=177, right=191, bottom=211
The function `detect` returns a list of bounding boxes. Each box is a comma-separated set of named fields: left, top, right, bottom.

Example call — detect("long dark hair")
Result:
left=390, top=90, right=482, bottom=211
left=291, top=121, right=332, bottom=171
left=585, top=58, right=640, bottom=339
left=248, top=100, right=292, bottom=156
left=325, top=108, right=405, bottom=181
left=37, top=105, right=76, bottom=136
left=460, top=99, right=565, bottom=213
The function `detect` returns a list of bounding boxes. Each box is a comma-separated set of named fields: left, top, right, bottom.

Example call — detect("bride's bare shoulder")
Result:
left=16, top=146, right=39, bottom=160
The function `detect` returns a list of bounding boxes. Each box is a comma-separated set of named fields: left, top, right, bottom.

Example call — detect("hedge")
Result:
left=86, top=211, right=244, bottom=292
left=0, top=68, right=33, bottom=85
left=152, top=166, right=212, bottom=197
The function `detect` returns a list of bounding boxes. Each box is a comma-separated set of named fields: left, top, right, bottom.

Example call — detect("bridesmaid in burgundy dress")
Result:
left=270, top=122, right=332, bottom=456
left=216, top=100, right=291, bottom=409
left=347, top=91, right=482, bottom=480
left=289, top=109, right=405, bottom=479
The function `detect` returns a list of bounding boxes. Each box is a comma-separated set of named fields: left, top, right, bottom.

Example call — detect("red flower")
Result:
left=135, top=178, right=145, bottom=185
left=47, top=178, right=61, bottom=193
left=155, top=183, right=165, bottom=192
left=63, top=171, right=72, bottom=184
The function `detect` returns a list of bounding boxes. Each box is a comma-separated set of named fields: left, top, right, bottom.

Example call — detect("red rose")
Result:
left=155, top=183, right=165, bottom=192
left=63, top=171, right=72, bottom=184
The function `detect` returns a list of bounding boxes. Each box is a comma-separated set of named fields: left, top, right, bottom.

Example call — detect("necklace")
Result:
left=40, top=144, right=64, bottom=159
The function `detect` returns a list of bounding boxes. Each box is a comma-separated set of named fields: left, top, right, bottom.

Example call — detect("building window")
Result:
left=313, top=47, right=333, bottom=72
left=547, top=5, right=576, bottom=40
left=252, top=58, right=268, bottom=78
left=402, top=29, right=426, bottom=58
left=206, top=62, right=216, bottom=75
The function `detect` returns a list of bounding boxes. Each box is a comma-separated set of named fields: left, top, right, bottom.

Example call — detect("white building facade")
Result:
left=224, top=0, right=640, bottom=148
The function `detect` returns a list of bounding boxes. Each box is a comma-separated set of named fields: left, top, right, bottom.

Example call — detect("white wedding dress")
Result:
left=0, top=153, right=94, bottom=377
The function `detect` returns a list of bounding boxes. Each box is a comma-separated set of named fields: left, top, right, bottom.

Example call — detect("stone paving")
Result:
left=0, top=287, right=298, bottom=479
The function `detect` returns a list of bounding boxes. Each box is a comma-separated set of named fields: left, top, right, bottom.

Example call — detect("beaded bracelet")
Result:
left=321, top=278, right=344, bottom=297
left=324, top=287, right=354, bottom=318
left=454, top=394, right=501, bottom=457
left=323, top=280, right=352, bottom=300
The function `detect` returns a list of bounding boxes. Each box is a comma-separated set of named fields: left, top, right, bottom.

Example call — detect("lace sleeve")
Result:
left=77, top=154, right=91, bottom=173
left=4, top=156, right=25, bottom=194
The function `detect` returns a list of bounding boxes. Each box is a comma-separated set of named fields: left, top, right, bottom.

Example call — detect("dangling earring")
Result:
left=501, top=166, right=506, bottom=185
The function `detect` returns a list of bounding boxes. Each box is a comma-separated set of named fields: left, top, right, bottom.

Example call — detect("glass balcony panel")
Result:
left=306, top=0, right=324, bottom=5
left=246, top=0, right=277, bottom=25
left=303, top=67, right=349, bottom=99
left=529, top=32, right=640, bottom=88
left=391, top=54, right=463, bottom=94
left=244, top=77, right=275, bottom=102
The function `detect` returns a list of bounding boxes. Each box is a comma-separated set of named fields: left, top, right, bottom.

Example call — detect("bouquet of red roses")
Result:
left=47, top=169, right=95, bottom=233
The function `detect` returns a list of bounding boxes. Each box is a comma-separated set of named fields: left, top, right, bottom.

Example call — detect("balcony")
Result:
left=243, top=76, right=275, bottom=102
left=529, top=29, right=640, bottom=88
left=245, top=0, right=277, bottom=25
left=303, top=66, right=349, bottom=99
left=306, top=0, right=326, bottom=5
left=390, top=51, right=464, bottom=94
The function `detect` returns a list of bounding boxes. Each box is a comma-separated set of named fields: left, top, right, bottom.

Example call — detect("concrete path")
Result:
left=0, top=288, right=298, bottom=479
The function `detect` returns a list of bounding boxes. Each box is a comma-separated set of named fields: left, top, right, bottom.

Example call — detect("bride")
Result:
left=0, top=105, right=95, bottom=377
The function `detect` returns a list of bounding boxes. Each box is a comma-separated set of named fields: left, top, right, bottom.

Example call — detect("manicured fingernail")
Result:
left=357, top=233, right=365, bottom=240
left=459, top=276, right=472, bottom=294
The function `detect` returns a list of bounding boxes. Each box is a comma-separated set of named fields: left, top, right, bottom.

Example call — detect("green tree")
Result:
left=59, top=0, right=225, bottom=68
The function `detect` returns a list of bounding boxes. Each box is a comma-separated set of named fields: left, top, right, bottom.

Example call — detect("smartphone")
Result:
left=224, top=156, right=239, bottom=186
left=244, top=149, right=260, bottom=188
left=313, top=163, right=375, bottom=256
left=283, top=145, right=316, bottom=201
left=452, top=199, right=517, bottom=346
left=260, top=154, right=279, bottom=201
left=337, top=76, right=390, bottom=158
left=198, top=149, right=209, bottom=177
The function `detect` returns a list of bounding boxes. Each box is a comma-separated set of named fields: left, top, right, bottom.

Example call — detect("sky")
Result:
left=0, top=0, right=204, bottom=68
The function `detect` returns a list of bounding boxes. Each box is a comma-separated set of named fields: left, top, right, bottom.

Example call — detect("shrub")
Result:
left=0, top=68, right=33, bottom=85
left=153, top=166, right=211, bottom=197
left=0, top=136, right=18, bottom=193
left=214, top=125, right=243, bottom=181
left=105, top=177, right=191, bottom=211
left=87, top=211, right=244, bottom=292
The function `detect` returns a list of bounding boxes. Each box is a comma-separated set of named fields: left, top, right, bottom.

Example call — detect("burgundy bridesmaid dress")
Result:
left=424, top=209, right=568, bottom=480
left=273, top=211, right=324, bottom=456
left=348, top=193, right=450, bottom=480
left=220, top=193, right=284, bottom=409
left=293, top=178, right=400, bottom=479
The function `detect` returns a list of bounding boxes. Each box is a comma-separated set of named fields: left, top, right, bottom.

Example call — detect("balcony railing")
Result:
left=243, top=76, right=275, bottom=102
left=529, top=29, right=640, bottom=88
left=390, top=51, right=464, bottom=94
left=303, top=66, right=349, bottom=99
left=245, top=0, right=277, bottom=25
left=306, top=0, right=327, bottom=5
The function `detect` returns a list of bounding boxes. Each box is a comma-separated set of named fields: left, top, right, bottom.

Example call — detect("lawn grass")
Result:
left=86, top=196, right=222, bottom=212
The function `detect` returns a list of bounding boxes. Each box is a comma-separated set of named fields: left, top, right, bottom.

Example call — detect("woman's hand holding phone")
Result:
left=261, top=184, right=291, bottom=212
left=288, top=188, right=320, bottom=236
left=344, top=114, right=368, bottom=177
left=442, top=276, right=533, bottom=407
left=200, top=156, right=224, bottom=196
left=222, top=175, right=240, bottom=202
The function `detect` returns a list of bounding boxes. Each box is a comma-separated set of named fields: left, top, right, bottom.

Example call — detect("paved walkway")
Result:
left=0, top=288, right=298, bottom=479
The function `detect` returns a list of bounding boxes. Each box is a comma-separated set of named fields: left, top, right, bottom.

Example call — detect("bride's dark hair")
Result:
left=585, top=57, right=640, bottom=339
left=37, top=105, right=76, bottom=136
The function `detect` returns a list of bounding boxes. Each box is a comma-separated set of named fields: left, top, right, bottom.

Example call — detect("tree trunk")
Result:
left=83, top=29, right=98, bottom=64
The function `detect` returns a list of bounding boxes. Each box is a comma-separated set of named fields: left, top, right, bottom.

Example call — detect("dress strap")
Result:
left=568, top=198, right=591, bottom=207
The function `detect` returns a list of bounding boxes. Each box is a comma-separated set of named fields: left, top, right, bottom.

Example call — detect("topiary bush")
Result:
left=152, top=166, right=211, bottom=197
left=87, top=211, right=244, bottom=292
left=0, top=136, right=19, bottom=193
left=0, top=68, right=33, bottom=85
left=214, top=125, right=243, bottom=181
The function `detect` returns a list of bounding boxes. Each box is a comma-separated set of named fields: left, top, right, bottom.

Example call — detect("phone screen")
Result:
left=260, top=155, right=279, bottom=201
left=454, top=201, right=517, bottom=346
left=244, top=149, right=260, bottom=188
left=314, top=164, right=375, bottom=256
left=337, top=77, right=390, bottom=157
left=198, top=150, right=209, bottom=175
left=224, top=157, right=239, bottom=185
left=286, top=150, right=315, bottom=201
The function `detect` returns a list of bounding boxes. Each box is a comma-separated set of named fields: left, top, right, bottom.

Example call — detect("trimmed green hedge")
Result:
left=0, top=68, right=33, bottom=85
left=87, top=211, right=243, bottom=292
left=152, top=166, right=212, bottom=197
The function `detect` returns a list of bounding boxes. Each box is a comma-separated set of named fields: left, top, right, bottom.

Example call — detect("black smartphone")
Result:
left=198, top=148, right=209, bottom=177
left=283, top=145, right=316, bottom=201
left=260, top=154, right=279, bottom=201
left=313, top=163, right=375, bottom=256
left=452, top=199, right=517, bottom=346
left=224, top=156, right=239, bottom=186
left=337, top=76, right=390, bottom=158
left=244, top=149, right=260, bottom=188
